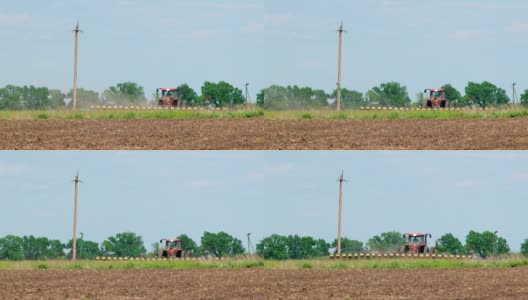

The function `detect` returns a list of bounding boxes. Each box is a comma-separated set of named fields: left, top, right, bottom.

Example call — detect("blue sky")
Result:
left=1, top=0, right=527, bottom=101
left=1, top=151, right=527, bottom=251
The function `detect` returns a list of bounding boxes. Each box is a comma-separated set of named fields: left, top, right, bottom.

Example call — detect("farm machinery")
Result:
left=422, top=88, right=448, bottom=108
left=157, top=238, right=187, bottom=258
left=157, top=88, right=183, bottom=107
left=400, top=233, right=435, bottom=254
left=330, top=232, right=469, bottom=260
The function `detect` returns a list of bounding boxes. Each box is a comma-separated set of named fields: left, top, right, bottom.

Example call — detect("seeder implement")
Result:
left=330, top=253, right=470, bottom=260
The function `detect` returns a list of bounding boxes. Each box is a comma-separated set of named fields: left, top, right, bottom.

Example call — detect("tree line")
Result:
left=2, top=230, right=527, bottom=261
left=256, top=82, right=528, bottom=110
left=1, top=81, right=527, bottom=111
left=0, top=81, right=246, bottom=110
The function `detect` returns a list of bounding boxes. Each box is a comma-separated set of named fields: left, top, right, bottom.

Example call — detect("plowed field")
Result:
left=1, top=118, right=528, bottom=150
left=1, top=268, right=527, bottom=299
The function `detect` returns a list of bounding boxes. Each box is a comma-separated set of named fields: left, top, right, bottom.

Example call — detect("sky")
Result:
left=1, top=151, right=527, bottom=251
left=0, top=0, right=527, bottom=102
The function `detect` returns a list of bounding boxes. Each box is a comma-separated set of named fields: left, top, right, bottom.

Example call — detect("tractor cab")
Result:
left=157, top=88, right=181, bottom=107
left=401, top=233, right=434, bottom=254
left=424, top=88, right=448, bottom=108
left=159, top=238, right=184, bottom=258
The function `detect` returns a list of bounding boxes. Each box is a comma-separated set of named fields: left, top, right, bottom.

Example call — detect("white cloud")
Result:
left=212, top=3, right=260, bottom=10
left=0, top=164, right=27, bottom=176
left=453, top=30, right=481, bottom=40
left=0, top=13, right=30, bottom=27
left=242, top=21, right=265, bottom=33
left=511, top=172, right=528, bottom=182
left=264, top=13, right=293, bottom=26
left=455, top=179, right=481, bottom=188
left=190, top=179, right=219, bottom=189
left=118, top=0, right=136, bottom=5
left=505, top=22, right=528, bottom=33
left=264, top=162, right=295, bottom=175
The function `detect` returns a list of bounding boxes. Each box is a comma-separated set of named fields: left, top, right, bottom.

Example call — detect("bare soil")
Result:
left=1, top=118, right=528, bottom=150
left=1, top=268, right=527, bottom=299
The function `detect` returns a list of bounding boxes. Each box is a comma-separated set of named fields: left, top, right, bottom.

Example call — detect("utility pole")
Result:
left=512, top=83, right=518, bottom=105
left=72, top=173, right=81, bottom=260
left=245, top=83, right=250, bottom=105
left=336, top=22, right=345, bottom=111
left=247, top=233, right=254, bottom=255
left=337, top=171, right=346, bottom=255
left=72, top=22, right=82, bottom=110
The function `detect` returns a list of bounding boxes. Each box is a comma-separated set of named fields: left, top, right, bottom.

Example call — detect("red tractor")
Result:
left=157, top=88, right=182, bottom=107
left=158, top=238, right=185, bottom=258
left=400, top=233, right=436, bottom=254
left=424, top=88, right=448, bottom=108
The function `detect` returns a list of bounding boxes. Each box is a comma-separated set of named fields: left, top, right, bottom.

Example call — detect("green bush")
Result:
left=301, top=262, right=313, bottom=269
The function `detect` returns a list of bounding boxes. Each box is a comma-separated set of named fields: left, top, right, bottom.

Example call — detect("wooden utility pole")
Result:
left=337, top=172, right=346, bottom=255
left=247, top=233, right=254, bottom=255
left=72, top=22, right=81, bottom=110
left=245, top=83, right=250, bottom=105
left=336, top=22, right=345, bottom=111
left=72, top=173, right=80, bottom=260
left=512, top=83, right=518, bottom=105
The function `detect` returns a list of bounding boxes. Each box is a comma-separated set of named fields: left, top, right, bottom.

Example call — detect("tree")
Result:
left=521, top=239, right=528, bottom=257
left=465, top=230, right=509, bottom=258
left=0, top=235, right=24, bottom=260
left=200, top=81, right=245, bottom=108
left=0, top=85, right=24, bottom=110
left=367, top=231, right=405, bottom=253
left=48, top=89, right=66, bottom=109
left=257, top=234, right=289, bottom=260
left=441, top=84, right=462, bottom=106
left=65, top=239, right=100, bottom=260
left=314, top=239, right=331, bottom=257
left=331, top=238, right=365, bottom=253
left=331, top=88, right=366, bottom=109
left=177, top=84, right=199, bottom=106
left=178, top=234, right=198, bottom=255
left=200, top=231, right=244, bottom=257
left=22, top=85, right=50, bottom=109
left=436, top=233, right=464, bottom=254
left=103, top=82, right=146, bottom=105
left=461, top=81, right=510, bottom=107
left=101, top=232, right=146, bottom=257
left=521, top=90, right=528, bottom=107
left=22, top=236, right=54, bottom=260
left=67, top=88, right=100, bottom=109
left=366, top=82, right=411, bottom=107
